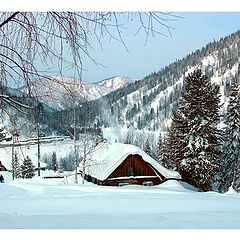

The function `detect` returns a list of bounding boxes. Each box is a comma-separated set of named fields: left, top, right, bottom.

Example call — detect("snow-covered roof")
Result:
left=78, top=143, right=181, bottom=181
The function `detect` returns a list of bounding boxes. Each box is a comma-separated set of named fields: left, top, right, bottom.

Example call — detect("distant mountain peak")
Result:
left=96, top=76, right=137, bottom=91
left=18, top=75, right=137, bottom=110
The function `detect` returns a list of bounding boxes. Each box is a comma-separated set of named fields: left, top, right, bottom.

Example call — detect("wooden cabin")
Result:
left=0, top=161, right=7, bottom=171
left=78, top=143, right=181, bottom=186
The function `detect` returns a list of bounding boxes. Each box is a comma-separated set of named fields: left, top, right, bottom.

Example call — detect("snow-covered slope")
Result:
left=55, top=30, right=240, bottom=133
left=19, top=76, right=136, bottom=110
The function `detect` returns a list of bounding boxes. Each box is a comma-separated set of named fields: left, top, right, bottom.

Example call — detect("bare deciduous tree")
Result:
left=0, top=12, right=180, bottom=106
left=0, top=12, right=181, bottom=168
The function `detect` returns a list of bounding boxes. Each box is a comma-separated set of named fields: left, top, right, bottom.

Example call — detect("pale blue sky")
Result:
left=75, top=12, right=240, bottom=83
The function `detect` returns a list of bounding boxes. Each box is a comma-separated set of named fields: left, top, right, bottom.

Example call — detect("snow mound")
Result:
left=225, top=186, right=238, bottom=194
left=7, top=174, right=95, bottom=197
left=158, top=180, right=198, bottom=192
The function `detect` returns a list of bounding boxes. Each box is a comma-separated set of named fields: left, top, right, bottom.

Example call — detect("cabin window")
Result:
left=91, top=177, right=96, bottom=184
left=119, top=182, right=130, bottom=187
left=143, top=181, right=153, bottom=186
left=129, top=166, right=134, bottom=176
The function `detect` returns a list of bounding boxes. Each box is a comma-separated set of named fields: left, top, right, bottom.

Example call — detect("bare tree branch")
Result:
left=0, top=12, right=19, bottom=28
left=0, top=11, right=180, bottom=115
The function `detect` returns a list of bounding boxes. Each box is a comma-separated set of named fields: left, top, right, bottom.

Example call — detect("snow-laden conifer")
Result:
left=52, top=151, right=58, bottom=172
left=166, top=110, right=188, bottom=170
left=219, top=81, right=240, bottom=192
left=144, top=139, right=151, bottom=156
left=157, top=133, right=170, bottom=168
left=21, top=156, right=35, bottom=178
left=168, top=69, right=222, bottom=191
left=12, top=151, right=22, bottom=179
left=0, top=120, right=12, bottom=142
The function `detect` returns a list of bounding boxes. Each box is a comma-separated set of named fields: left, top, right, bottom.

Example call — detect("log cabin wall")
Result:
left=108, top=154, right=158, bottom=178
left=104, top=154, right=164, bottom=186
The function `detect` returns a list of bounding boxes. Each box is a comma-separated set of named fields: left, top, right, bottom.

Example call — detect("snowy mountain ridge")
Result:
left=96, top=76, right=135, bottom=89
left=99, top=31, right=240, bottom=132
left=19, top=76, right=137, bottom=110
left=51, top=30, right=240, bottom=133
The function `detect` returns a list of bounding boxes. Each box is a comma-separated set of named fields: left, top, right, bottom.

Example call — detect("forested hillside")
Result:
left=50, top=30, right=240, bottom=134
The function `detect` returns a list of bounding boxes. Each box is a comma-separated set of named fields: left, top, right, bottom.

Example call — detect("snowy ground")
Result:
left=0, top=172, right=240, bottom=229
left=0, top=129, right=239, bottom=230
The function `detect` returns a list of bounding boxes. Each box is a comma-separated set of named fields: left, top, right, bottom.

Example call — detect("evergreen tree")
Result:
left=233, top=161, right=240, bottom=192
left=157, top=133, right=163, bottom=161
left=124, top=128, right=134, bottom=144
left=144, top=139, right=151, bottom=156
left=95, top=128, right=104, bottom=146
left=0, top=125, right=6, bottom=142
left=21, top=156, right=35, bottom=178
left=156, top=133, right=169, bottom=167
left=52, top=151, right=58, bottom=171
left=0, top=120, right=12, bottom=142
left=166, top=110, right=188, bottom=170
left=59, top=157, right=68, bottom=171
left=42, top=154, right=52, bottom=170
left=12, top=151, right=22, bottom=179
left=168, top=69, right=222, bottom=191
left=219, top=82, right=240, bottom=192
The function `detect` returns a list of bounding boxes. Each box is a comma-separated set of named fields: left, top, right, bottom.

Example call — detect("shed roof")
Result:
left=78, top=143, right=181, bottom=181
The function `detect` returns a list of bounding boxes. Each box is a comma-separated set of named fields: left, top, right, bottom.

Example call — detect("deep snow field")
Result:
left=1, top=128, right=240, bottom=234
left=1, top=171, right=240, bottom=230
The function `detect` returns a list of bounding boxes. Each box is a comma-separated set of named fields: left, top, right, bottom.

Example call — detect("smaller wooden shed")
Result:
left=78, top=143, right=181, bottom=186
left=0, top=161, right=7, bottom=171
